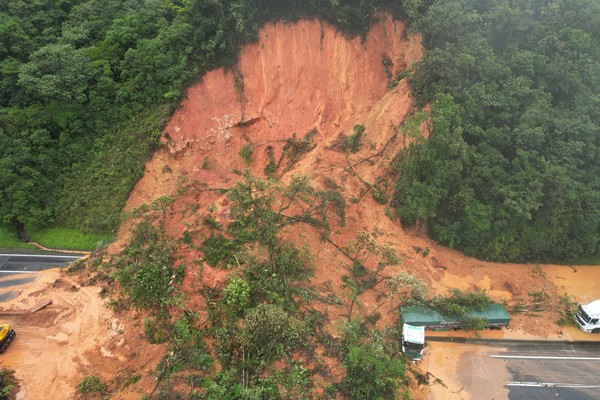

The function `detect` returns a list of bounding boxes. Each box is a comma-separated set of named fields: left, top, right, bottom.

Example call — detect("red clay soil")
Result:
left=2, top=15, right=599, bottom=400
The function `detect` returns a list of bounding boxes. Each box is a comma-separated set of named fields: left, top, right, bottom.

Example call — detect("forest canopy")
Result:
left=394, top=0, right=600, bottom=262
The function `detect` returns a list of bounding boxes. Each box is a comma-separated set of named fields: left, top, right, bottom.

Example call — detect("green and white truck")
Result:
left=399, top=303, right=511, bottom=359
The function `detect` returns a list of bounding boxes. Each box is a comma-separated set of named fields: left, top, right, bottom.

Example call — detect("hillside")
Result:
left=1, top=15, right=596, bottom=400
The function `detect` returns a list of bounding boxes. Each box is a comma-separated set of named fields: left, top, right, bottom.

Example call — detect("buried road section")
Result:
left=0, top=253, right=84, bottom=304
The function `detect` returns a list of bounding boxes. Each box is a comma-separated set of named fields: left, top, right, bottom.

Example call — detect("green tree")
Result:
left=18, top=44, right=93, bottom=103
left=0, top=129, right=54, bottom=229
left=342, top=342, right=405, bottom=399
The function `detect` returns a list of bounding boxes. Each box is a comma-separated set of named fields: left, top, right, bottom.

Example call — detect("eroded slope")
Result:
left=4, top=15, right=592, bottom=400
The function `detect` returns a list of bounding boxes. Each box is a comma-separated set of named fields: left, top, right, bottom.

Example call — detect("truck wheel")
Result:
left=593, top=328, right=600, bottom=333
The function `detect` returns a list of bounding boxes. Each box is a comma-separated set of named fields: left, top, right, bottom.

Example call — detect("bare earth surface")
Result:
left=1, top=16, right=599, bottom=399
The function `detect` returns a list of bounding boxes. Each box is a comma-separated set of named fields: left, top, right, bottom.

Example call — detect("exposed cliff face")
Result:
left=125, top=16, right=422, bottom=212
left=120, top=13, right=566, bottom=345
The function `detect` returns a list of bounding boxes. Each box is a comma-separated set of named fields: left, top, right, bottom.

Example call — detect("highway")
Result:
left=428, top=338, right=600, bottom=400
left=499, top=343, right=600, bottom=400
left=0, top=253, right=82, bottom=274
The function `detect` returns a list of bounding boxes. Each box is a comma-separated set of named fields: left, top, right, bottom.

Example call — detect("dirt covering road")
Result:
left=1, top=261, right=597, bottom=399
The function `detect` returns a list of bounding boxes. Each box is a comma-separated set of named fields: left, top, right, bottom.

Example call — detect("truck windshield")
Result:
left=579, top=306, right=592, bottom=323
left=404, top=342, right=424, bottom=352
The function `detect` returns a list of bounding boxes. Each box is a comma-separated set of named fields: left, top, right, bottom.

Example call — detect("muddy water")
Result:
left=546, top=265, right=600, bottom=304
left=423, top=342, right=510, bottom=400
left=424, top=342, right=471, bottom=400
left=547, top=265, right=600, bottom=340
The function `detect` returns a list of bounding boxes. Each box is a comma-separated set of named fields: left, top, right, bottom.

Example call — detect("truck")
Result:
left=400, top=303, right=511, bottom=331
left=399, top=303, right=510, bottom=359
left=401, top=323, right=425, bottom=360
left=575, top=299, right=600, bottom=333
left=0, top=323, right=15, bottom=353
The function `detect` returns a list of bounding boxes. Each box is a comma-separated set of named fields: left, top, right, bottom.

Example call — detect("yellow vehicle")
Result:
left=0, top=324, right=15, bottom=353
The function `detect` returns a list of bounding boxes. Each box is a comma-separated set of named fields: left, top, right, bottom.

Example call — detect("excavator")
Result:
left=0, top=324, right=15, bottom=353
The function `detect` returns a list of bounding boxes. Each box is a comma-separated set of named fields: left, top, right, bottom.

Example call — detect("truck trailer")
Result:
left=575, top=299, right=600, bottom=333
left=400, top=303, right=511, bottom=331
left=399, top=303, right=510, bottom=359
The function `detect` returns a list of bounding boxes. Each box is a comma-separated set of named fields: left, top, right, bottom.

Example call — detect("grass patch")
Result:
left=27, top=227, right=113, bottom=251
left=0, top=226, right=36, bottom=249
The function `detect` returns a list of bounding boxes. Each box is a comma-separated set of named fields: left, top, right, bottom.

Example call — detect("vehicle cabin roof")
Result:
left=402, top=323, right=425, bottom=344
left=582, top=299, right=600, bottom=318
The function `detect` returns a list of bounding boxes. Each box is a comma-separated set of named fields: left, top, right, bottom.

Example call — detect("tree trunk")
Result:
left=16, top=222, right=29, bottom=242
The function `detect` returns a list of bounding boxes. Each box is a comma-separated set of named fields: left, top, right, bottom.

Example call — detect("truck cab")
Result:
left=401, top=323, right=425, bottom=361
left=575, top=299, right=600, bottom=333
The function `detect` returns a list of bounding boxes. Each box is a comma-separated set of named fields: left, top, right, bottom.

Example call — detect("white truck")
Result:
left=575, top=299, right=600, bottom=333
left=401, top=323, right=425, bottom=360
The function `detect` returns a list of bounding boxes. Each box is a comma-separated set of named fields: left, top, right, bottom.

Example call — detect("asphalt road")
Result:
left=499, top=343, right=600, bottom=400
left=0, top=253, right=82, bottom=274
left=440, top=338, right=600, bottom=400
left=0, top=252, right=85, bottom=303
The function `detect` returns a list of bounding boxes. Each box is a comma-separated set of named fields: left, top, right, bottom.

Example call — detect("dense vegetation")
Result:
left=395, top=0, right=600, bottom=262
left=0, top=0, right=403, bottom=241
left=85, top=171, right=408, bottom=398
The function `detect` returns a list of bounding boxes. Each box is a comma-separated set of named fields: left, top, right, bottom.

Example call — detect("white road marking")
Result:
left=0, top=254, right=80, bottom=259
left=492, top=355, right=600, bottom=361
left=506, top=381, right=600, bottom=388
left=0, top=270, right=39, bottom=274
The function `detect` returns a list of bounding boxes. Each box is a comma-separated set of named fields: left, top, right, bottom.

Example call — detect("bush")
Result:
left=557, top=294, right=578, bottom=327
left=202, top=234, right=239, bottom=268
left=0, top=368, right=15, bottom=398
left=238, top=303, right=308, bottom=363
left=222, top=275, right=250, bottom=314
left=239, top=144, right=253, bottom=164
left=77, top=376, right=106, bottom=394
left=343, top=125, right=365, bottom=153
left=111, top=220, right=182, bottom=311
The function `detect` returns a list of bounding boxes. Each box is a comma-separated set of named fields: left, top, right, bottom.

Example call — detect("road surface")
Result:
left=499, top=343, right=600, bottom=400
left=0, top=253, right=82, bottom=274
left=0, top=252, right=84, bottom=303
left=428, top=338, right=600, bottom=400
